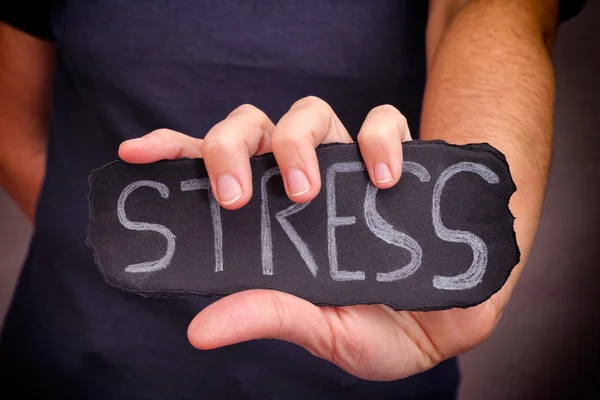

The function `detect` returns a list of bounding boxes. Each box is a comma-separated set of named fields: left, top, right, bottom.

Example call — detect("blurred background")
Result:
left=1, top=2, right=598, bottom=399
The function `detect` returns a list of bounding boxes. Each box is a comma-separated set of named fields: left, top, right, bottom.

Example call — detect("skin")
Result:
left=0, top=0, right=558, bottom=381
left=0, top=23, right=53, bottom=220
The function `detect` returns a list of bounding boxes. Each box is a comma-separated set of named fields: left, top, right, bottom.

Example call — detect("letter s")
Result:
left=364, top=161, right=430, bottom=282
left=117, top=180, right=176, bottom=273
left=432, top=162, right=499, bottom=290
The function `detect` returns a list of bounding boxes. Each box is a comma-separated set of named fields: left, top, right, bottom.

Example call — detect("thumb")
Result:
left=187, top=290, right=441, bottom=380
left=187, top=290, right=333, bottom=356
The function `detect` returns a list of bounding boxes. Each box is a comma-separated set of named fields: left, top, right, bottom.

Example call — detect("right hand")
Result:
left=115, top=97, right=487, bottom=384
left=118, top=97, right=409, bottom=209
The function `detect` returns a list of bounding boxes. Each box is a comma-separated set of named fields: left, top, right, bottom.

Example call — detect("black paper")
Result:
left=87, top=140, right=519, bottom=311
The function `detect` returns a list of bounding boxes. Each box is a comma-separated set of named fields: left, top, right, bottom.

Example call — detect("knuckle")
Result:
left=228, top=103, right=261, bottom=118
left=268, top=291, right=286, bottom=339
left=358, top=121, right=397, bottom=144
left=371, top=104, right=399, bottom=115
left=359, top=106, right=409, bottom=145
left=369, top=104, right=408, bottom=128
left=292, top=96, right=329, bottom=112
left=271, top=129, right=305, bottom=153
left=201, top=133, right=238, bottom=158
left=396, top=113, right=408, bottom=129
left=228, top=104, right=272, bottom=137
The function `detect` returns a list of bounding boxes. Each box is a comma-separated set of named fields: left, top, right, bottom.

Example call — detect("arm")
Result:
left=126, top=0, right=562, bottom=380
left=0, top=22, right=54, bottom=222
left=422, top=0, right=557, bottom=310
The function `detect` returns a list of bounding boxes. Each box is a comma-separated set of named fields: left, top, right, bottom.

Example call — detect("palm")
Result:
left=187, top=288, right=501, bottom=381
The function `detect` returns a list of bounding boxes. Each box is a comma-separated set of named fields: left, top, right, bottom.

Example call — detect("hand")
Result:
left=119, top=96, right=500, bottom=381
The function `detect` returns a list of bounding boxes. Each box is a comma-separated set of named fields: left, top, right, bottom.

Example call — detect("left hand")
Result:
left=119, top=96, right=501, bottom=381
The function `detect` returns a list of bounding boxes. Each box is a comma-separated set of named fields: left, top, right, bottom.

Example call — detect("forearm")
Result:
left=0, top=135, right=46, bottom=223
left=0, top=90, right=48, bottom=223
left=0, top=22, right=53, bottom=222
left=421, top=0, right=558, bottom=308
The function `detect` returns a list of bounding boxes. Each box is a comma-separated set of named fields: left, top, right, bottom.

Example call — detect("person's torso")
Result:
left=0, top=1, right=459, bottom=398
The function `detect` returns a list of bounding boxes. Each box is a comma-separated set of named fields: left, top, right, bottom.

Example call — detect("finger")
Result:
left=271, top=96, right=353, bottom=203
left=188, top=289, right=332, bottom=355
left=187, top=290, right=440, bottom=380
left=118, top=128, right=204, bottom=164
left=201, top=104, right=275, bottom=209
left=357, top=105, right=412, bottom=189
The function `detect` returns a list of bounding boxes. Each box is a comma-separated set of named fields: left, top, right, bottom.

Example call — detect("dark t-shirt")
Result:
left=0, top=0, right=585, bottom=398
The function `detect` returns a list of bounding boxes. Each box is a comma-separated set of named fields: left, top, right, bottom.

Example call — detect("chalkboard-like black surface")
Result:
left=87, top=141, right=519, bottom=311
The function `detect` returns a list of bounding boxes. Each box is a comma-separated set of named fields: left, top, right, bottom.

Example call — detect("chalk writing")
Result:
left=91, top=141, right=519, bottom=310
left=432, top=162, right=499, bottom=290
left=181, top=178, right=224, bottom=272
left=117, top=180, right=176, bottom=273
left=365, top=161, right=430, bottom=282
left=261, top=167, right=318, bottom=277
left=113, top=160, right=507, bottom=291
left=326, top=162, right=367, bottom=281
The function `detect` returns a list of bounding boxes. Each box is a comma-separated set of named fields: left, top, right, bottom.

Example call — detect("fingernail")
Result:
left=287, top=168, right=311, bottom=197
left=373, top=162, right=393, bottom=183
left=217, top=175, right=243, bottom=205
